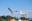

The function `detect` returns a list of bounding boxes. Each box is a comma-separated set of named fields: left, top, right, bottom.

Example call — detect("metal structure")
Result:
left=8, top=8, right=18, bottom=14
left=8, top=8, right=13, bottom=14
left=8, top=8, right=18, bottom=18
left=8, top=8, right=28, bottom=18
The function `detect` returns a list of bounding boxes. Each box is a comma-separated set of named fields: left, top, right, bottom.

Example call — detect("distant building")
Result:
left=20, top=17, right=29, bottom=21
left=29, top=18, right=32, bottom=21
left=0, top=16, right=2, bottom=21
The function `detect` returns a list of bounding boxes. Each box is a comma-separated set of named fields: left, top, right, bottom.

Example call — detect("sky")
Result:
left=0, top=0, right=32, bottom=18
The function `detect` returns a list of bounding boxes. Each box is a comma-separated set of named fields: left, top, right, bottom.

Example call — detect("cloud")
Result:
left=20, top=10, right=32, bottom=18
left=0, top=8, right=32, bottom=18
